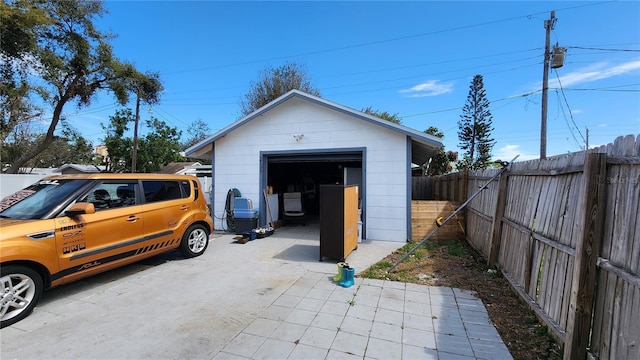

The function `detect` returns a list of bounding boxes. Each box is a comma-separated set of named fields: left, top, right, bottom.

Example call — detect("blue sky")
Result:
left=66, top=0, right=640, bottom=161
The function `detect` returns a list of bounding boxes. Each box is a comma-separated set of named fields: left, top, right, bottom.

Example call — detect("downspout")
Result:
left=406, top=137, right=413, bottom=242
left=210, top=142, right=215, bottom=222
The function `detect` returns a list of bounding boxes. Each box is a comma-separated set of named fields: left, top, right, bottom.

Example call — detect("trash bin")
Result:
left=234, top=197, right=258, bottom=235
left=235, top=216, right=258, bottom=235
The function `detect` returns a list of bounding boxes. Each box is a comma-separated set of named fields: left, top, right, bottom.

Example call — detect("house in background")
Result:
left=56, top=164, right=105, bottom=175
left=159, top=162, right=203, bottom=175
left=185, top=90, right=442, bottom=242
left=160, top=162, right=213, bottom=205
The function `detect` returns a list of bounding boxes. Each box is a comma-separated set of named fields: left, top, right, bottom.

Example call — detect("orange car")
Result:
left=0, top=174, right=214, bottom=328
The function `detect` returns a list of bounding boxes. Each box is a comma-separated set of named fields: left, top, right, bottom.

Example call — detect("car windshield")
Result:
left=0, top=179, right=89, bottom=220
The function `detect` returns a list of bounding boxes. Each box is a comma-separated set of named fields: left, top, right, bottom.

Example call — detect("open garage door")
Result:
left=260, top=149, right=365, bottom=236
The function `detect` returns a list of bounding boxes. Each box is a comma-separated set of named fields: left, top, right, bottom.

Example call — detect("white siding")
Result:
left=213, top=98, right=408, bottom=241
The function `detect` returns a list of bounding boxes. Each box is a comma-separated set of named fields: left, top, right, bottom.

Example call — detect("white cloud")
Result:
left=399, top=80, right=454, bottom=97
left=494, top=144, right=538, bottom=162
left=522, top=59, right=640, bottom=95
left=550, top=60, right=640, bottom=88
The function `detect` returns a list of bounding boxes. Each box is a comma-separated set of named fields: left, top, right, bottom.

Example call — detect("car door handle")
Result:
left=126, top=215, right=141, bottom=222
left=180, top=205, right=189, bottom=211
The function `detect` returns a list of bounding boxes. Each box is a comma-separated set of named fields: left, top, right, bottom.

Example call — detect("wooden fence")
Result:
left=430, top=134, right=639, bottom=360
left=411, top=200, right=464, bottom=241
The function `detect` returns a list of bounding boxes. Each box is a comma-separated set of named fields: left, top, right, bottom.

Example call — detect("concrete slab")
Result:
left=1, top=224, right=512, bottom=359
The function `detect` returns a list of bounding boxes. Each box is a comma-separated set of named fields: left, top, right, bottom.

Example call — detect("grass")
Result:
left=359, top=239, right=469, bottom=283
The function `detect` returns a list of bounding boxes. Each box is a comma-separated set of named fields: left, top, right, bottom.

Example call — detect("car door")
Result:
left=140, top=179, right=192, bottom=255
left=53, top=180, right=145, bottom=284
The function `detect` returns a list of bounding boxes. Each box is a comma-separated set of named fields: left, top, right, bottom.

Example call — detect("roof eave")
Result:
left=184, top=89, right=444, bottom=159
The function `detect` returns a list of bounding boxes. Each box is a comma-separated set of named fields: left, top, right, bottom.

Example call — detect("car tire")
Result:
left=1, top=265, right=44, bottom=329
left=179, top=224, right=209, bottom=258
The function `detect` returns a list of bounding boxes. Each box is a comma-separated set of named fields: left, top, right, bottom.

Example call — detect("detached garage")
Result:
left=185, top=90, right=442, bottom=242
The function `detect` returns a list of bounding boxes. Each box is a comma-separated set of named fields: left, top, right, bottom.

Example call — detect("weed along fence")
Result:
left=430, top=134, right=639, bottom=360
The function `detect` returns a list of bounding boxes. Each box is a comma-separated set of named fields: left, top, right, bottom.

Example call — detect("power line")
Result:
left=160, top=48, right=542, bottom=99
left=161, top=2, right=613, bottom=76
left=566, top=46, right=640, bottom=52
left=400, top=90, right=543, bottom=119
left=322, top=57, right=541, bottom=91
left=553, top=69, right=586, bottom=147
left=559, top=83, right=640, bottom=92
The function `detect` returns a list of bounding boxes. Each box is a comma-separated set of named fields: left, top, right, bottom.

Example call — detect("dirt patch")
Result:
left=359, top=238, right=562, bottom=360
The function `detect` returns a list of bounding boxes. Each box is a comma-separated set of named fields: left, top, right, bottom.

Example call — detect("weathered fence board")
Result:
left=565, top=153, right=607, bottom=359
left=430, top=134, right=640, bottom=359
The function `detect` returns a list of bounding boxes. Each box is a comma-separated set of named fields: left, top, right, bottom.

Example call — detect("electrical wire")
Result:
left=553, top=69, right=586, bottom=147
left=161, top=2, right=613, bottom=76
left=566, top=46, right=640, bottom=52
left=555, top=90, right=583, bottom=149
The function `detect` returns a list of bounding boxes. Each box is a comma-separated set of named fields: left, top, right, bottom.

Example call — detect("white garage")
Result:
left=185, top=90, right=442, bottom=242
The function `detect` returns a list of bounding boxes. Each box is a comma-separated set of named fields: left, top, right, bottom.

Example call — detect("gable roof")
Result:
left=185, top=90, right=443, bottom=164
left=56, top=164, right=105, bottom=174
left=158, top=161, right=201, bottom=174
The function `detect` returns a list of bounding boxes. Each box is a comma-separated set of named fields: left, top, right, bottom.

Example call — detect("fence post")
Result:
left=564, top=152, right=607, bottom=359
left=462, top=169, right=469, bottom=202
left=432, top=177, right=439, bottom=200
left=453, top=172, right=458, bottom=201
left=488, top=170, right=509, bottom=268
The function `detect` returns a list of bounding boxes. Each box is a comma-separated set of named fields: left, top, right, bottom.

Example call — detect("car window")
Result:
left=0, top=179, right=90, bottom=219
left=78, top=181, right=139, bottom=211
left=181, top=180, right=192, bottom=199
left=142, top=180, right=187, bottom=203
left=190, top=180, right=198, bottom=201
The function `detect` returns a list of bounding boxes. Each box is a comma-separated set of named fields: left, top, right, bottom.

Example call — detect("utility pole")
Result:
left=540, top=10, right=556, bottom=159
left=585, top=127, right=589, bottom=150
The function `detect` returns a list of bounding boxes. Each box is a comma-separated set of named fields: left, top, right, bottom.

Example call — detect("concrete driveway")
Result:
left=1, top=224, right=512, bottom=359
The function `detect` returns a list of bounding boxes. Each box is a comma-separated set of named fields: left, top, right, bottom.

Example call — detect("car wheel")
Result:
left=1, top=265, right=43, bottom=328
left=179, top=224, right=209, bottom=258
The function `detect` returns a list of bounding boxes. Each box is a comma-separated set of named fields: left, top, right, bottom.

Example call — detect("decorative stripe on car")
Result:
left=52, top=235, right=180, bottom=281
left=70, top=237, right=146, bottom=260
left=69, top=230, right=174, bottom=260
left=52, top=250, right=139, bottom=281
left=144, top=230, right=173, bottom=241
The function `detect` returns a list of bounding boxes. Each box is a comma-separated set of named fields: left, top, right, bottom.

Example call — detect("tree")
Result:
left=239, top=61, right=320, bottom=117
left=136, top=118, right=182, bottom=173
left=424, top=126, right=458, bottom=176
left=31, top=122, right=94, bottom=167
left=1, top=0, right=162, bottom=173
left=362, top=107, right=402, bottom=124
left=424, top=126, right=443, bottom=138
left=102, top=109, right=181, bottom=173
left=457, top=74, right=495, bottom=170
left=1, top=119, right=93, bottom=170
left=0, top=1, right=48, bottom=145
left=182, top=119, right=211, bottom=150
left=102, top=109, right=134, bottom=172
